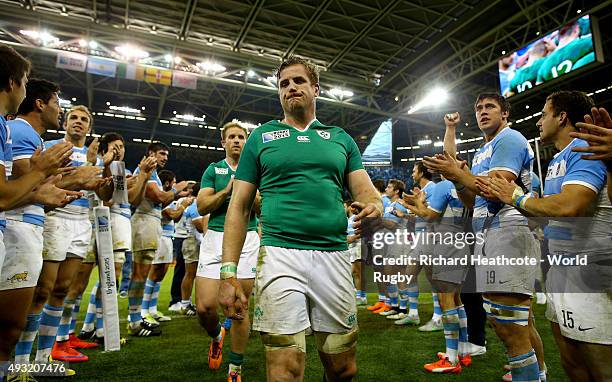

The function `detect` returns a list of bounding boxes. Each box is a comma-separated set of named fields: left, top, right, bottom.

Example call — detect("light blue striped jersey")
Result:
left=383, top=200, right=408, bottom=225
left=161, top=201, right=176, bottom=237
left=109, top=168, right=132, bottom=219
left=0, top=115, right=11, bottom=231
left=6, top=118, right=44, bottom=226
left=543, top=139, right=610, bottom=253
left=471, top=127, right=533, bottom=231
left=415, top=181, right=435, bottom=231
left=183, top=200, right=201, bottom=237
left=132, top=168, right=163, bottom=219
left=428, top=179, right=466, bottom=231
left=44, top=138, right=92, bottom=216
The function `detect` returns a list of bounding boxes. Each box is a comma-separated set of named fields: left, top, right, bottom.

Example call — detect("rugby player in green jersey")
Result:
left=219, top=57, right=382, bottom=382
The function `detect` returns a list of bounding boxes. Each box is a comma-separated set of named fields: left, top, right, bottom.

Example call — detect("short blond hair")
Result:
left=65, top=105, right=93, bottom=129
left=220, top=122, right=248, bottom=140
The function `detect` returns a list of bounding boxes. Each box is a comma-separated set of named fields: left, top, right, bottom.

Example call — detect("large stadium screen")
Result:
left=499, top=15, right=603, bottom=98
left=362, top=119, right=392, bottom=167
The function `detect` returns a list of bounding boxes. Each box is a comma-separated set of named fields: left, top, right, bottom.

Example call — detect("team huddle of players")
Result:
left=1, top=44, right=611, bottom=382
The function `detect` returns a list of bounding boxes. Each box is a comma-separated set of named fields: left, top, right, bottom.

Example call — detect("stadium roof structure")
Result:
left=0, top=0, right=611, bottom=166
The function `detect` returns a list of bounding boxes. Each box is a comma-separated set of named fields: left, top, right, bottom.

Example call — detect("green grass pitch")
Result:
left=48, top=270, right=568, bottom=382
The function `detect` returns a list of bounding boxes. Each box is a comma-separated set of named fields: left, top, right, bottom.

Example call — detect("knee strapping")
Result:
left=483, top=298, right=530, bottom=326
left=261, top=331, right=306, bottom=353
left=314, top=327, right=359, bottom=354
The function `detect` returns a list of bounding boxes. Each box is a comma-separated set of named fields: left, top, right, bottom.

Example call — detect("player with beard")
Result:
left=219, top=57, right=381, bottom=382
left=127, top=142, right=190, bottom=337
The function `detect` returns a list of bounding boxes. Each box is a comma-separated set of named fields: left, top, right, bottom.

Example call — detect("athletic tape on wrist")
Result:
left=511, top=186, right=525, bottom=207
left=220, top=262, right=238, bottom=279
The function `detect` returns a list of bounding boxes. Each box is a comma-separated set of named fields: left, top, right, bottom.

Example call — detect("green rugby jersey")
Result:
left=235, top=119, right=364, bottom=251
left=200, top=159, right=258, bottom=232
left=537, top=37, right=594, bottom=83
left=509, top=57, right=546, bottom=94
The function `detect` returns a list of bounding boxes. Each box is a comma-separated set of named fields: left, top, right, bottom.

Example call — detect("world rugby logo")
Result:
left=316, top=130, right=330, bottom=140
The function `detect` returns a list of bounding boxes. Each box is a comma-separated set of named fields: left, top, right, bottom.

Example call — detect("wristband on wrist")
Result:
left=171, top=188, right=178, bottom=198
left=511, top=185, right=525, bottom=206
left=220, top=262, right=238, bottom=279
left=454, top=183, right=466, bottom=192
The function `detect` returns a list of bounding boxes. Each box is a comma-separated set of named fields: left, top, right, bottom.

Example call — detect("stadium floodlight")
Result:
left=176, top=114, right=205, bottom=122
left=174, top=56, right=182, bottom=64
left=115, top=44, right=149, bottom=59
left=78, top=39, right=87, bottom=47
left=164, top=54, right=173, bottom=62
left=247, top=70, right=256, bottom=77
left=20, top=30, right=60, bottom=45
left=417, top=139, right=432, bottom=145
left=197, top=61, right=226, bottom=73
left=89, top=41, right=98, bottom=49
left=433, top=141, right=444, bottom=147
left=407, top=87, right=449, bottom=114
left=328, top=88, right=354, bottom=98
left=109, top=105, right=141, bottom=114
left=232, top=119, right=260, bottom=130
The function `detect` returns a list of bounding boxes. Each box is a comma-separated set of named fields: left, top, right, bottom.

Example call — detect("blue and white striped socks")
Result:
left=35, top=304, right=63, bottom=362
left=399, top=289, right=409, bottom=313
left=128, top=280, right=145, bottom=327
left=148, top=282, right=161, bottom=315
left=56, top=299, right=75, bottom=342
left=407, top=284, right=419, bottom=316
left=96, top=301, right=104, bottom=338
left=508, top=349, right=540, bottom=382
left=432, top=293, right=442, bottom=320
left=442, top=308, right=460, bottom=365
left=69, top=294, right=82, bottom=335
left=457, top=305, right=468, bottom=356
left=14, top=313, right=41, bottom=364
left=141, top=278, right=155, bottom=317
left=82, top=282, right=98, bottom=332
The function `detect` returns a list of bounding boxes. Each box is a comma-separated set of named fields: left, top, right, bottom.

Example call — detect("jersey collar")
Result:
left=553, top=138, right=579, bottom=159
left=279, top=118, right=319, bottom=132
left=224, top=158, right=238, bottom=171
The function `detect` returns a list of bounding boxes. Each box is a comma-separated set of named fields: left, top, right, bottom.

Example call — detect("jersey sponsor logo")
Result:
left=262, top=129, right=290, bottom=143
left=472, top=145, right=493, bottom=168
left=297, top=135, right=310, bottom=142
left=546, top=159, right=567, bottom=180
left=316, top=130, right=331, bottom=140
left=578, top=326, right=594, bottom=332
left=215, top=167, right=229, bottom=175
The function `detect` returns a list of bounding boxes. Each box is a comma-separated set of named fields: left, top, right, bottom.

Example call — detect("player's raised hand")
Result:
left=31, top=142, right=73, bottom=177
left=444, top=112, right=461, bottom=129
left=33, top=175, right=83, bottom=207
left=423, top=151, right=466, bottom=182
left=180, top=196, right=195, bottom=208
left=87, top=137, right=100, bottom=164
left=102, top=146, right=118, bottom=166
left=138, top=156, right=157, bottom=175
left=570, top=107, right=612, bottom=161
